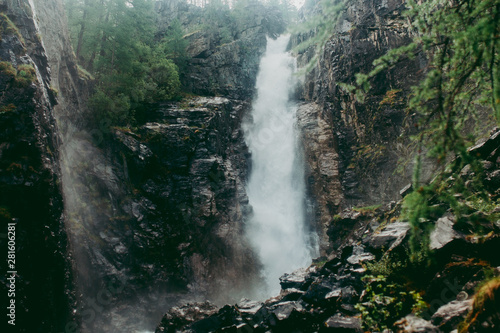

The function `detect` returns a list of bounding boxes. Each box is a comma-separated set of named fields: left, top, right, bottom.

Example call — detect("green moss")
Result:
left=0, top=61, right=37, bottom=87
left=15, top=64, right=36, bottom=87
left=353, top=204, right=382, bottom=213
left=0, top=103, right=16, bottom=113
left=0, top=61, right=17, bottom=78
left=0, top=13, right=25, bottom=45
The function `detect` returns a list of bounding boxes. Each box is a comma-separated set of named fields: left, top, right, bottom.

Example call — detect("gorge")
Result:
left=0, top=0, right=499, bottom=332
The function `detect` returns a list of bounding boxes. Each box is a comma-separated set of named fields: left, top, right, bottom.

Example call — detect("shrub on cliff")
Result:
left=66, top=0, right=184, bottom=127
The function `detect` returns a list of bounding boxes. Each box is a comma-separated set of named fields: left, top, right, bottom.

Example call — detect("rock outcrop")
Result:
left=54, top=96, right=264, bottom=332
left=293, top=0, right=426, bottom=212
left=297, top=102, right=343, bottom=254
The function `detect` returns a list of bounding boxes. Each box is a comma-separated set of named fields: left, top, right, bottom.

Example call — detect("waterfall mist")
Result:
left=244, top=35, right=319, bottom=297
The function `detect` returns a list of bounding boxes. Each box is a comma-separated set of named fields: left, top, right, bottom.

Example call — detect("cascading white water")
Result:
left=244, top=35, right=318, bottom=296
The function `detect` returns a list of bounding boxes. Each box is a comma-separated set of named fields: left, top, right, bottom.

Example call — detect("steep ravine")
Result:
left=2, top=0, right=498, bottom=332
left=1, top=1, right=289, bottom=332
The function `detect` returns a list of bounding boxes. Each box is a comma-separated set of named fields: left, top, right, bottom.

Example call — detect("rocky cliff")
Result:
left=290, top=0, right=433, bottom=254
left=0, top=0, right=72, bottom=331
left=157, top=0, right=285, bottom=99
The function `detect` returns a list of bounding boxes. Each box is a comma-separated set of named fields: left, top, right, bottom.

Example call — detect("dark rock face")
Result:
left=54, top=96, right=262, bottom=332
left=0, top=0, right=73, bottom=331
left=110, top=97, right=260, bottom=301
left=156, top=0, right=285, bottom=99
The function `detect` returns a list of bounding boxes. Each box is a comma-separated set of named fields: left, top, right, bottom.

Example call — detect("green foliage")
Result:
left=364, top=254, right=406, bottom=277
left=159, top=19, right=189, bottom=72
left=65, top=0, right=184, bottom=127
left=0, top=61, right=37, bottom=87
left=292, top=0, right=346, bottom=72
left=145, top=58, right=181, bottom=102
left=87, top=88, right=132, bottom=126
left=356, top=275, right=427, bottom=331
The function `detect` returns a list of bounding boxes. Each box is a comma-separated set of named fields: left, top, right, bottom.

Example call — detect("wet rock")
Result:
left=155, top=301, right=218, bottom=333
left=236, top=299, right=262, bottom=316
left=279, top=266, right=316, bottom=290
left=468, top=128, right=500, bottom=159
left=280, top=288, right=306, bottom=302
left=325, top=286, right=342, bottom=299
left=297, top=102, right=343, bottom=254
left=0, top=1, right=73, bottom=331
left=346, top=245, right=375, bottom=265
left=302, top=278, right=337, bottom=305
left=157, top=2, right=285, bottom=99
left=400, top=183, right=413, bottom=197
left=268, top=301, right=305, bottom=321
left=323, top=313, right=362, bottom=332
left=114, top=130, right=153, bottom=162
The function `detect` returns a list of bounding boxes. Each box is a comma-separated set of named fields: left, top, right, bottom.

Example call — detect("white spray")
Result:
left=244, top=35, right=318, bottom=297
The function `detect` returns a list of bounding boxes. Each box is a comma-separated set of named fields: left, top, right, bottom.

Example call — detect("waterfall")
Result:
left=244, top=35, right=318, bottom=296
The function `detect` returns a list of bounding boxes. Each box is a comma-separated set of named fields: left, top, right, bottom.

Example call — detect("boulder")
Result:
left=279, top=266, right=315, bottom=290
left=323, top=313, right=362, bottom=332
left=468, top=128, right=500, bottom=159
left=368, top=222, right=411, bottom=250
left=155, top=301, right=219, bottom=333
left=268, top=301, right=305, bottom=321
left=236, top=299, right=262, bottom=316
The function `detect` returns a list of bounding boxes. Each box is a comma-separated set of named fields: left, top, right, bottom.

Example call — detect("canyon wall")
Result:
left=293, top=0, right=429, bottom=254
